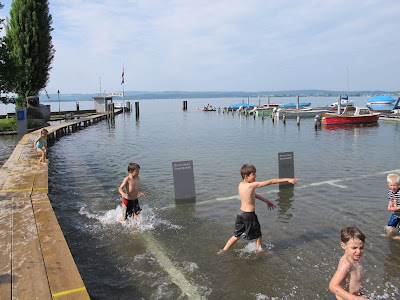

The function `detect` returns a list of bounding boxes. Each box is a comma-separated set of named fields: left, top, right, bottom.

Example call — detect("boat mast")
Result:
left=346, top=66, right=349, bottom=97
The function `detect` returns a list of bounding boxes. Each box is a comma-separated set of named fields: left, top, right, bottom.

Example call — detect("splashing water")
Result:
left=79, top=204, right=182, bottom=232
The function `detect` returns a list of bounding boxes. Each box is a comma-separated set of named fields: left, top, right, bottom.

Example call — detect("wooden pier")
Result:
left=0, top=112, right=119, bottom=299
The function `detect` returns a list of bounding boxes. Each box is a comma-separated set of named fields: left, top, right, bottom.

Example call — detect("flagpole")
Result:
left=122, top=63, right=125, bottom=113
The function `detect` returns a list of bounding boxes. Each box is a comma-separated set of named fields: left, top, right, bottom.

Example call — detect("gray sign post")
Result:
left=16, top=107, right=27, bottom=137
left=172, top=160, right=196, bottom=200
left=278, top=152, right=294, bottom=188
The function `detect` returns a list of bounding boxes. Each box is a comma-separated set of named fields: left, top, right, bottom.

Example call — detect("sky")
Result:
left=1, top=0, right=400, bottom=94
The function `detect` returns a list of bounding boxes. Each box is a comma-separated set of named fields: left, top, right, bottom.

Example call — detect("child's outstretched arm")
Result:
left=329, top=261, right=369, bottom=300
left=254, top=178, right=300, bottom=188
left=255, top=193, right=276, bottom=210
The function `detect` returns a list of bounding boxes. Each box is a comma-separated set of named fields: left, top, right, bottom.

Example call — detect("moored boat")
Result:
left=365, top=95, right=396, bottom=112
left=275, top=107, right=330, bottom=118
left=321, top=106, right=379, bottom=125
left=331, top=98, right=354, bottom=108
left=228, top=102, right=255, bottom=111
left=279, top=102, right=311, bottom=108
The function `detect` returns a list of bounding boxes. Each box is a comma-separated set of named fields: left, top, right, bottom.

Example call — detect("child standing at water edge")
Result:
left=217, top=164, right=299, bottom=254
left=384, top=173, right=400, bottom=238
left=33, top=128, right=48, bottom=165
left=329, top=227, right=369, bottom=300
left=117, top=163, right=147, bottom=222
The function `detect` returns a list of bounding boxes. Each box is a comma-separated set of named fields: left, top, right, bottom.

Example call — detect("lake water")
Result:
left=2, top=97, right=400, bottom=299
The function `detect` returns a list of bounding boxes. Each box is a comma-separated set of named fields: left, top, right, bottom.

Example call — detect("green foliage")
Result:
left=27, top=118, right=43, bottom=129
left=0, top=117, right=16, bottom=132
left=0, top=117, right=44, bottom=132
left=4, top=0, right=55, bottom=106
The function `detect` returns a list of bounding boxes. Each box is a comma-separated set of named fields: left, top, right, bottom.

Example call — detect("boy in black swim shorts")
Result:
left=218, top=164, right=299, bottom=254
left=121, top=198, right=142, bottom=220
left=117, top=163, right=147, bottom=222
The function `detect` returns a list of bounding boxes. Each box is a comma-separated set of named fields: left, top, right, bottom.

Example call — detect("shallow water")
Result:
left=16, top=97, right=400, bottom=299
left=0, top=135, right=18, bottom=167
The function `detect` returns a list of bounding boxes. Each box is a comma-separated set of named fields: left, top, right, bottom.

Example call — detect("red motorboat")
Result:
left=321, top=106, right=380, bottom=125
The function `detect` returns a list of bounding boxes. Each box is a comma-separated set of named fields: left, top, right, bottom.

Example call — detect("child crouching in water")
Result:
left=33, top=129, right=48, bottom=165
left=384, top=173, right=400, bottom=239
left=329, top=226, right=369, bottom=300
left=117, top=163, right=147, bottom=222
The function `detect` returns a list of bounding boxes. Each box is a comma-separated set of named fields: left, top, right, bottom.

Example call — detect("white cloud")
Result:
left=3, top=0, right=400, bottom=92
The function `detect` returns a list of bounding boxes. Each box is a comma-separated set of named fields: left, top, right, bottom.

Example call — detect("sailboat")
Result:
left=330, top=67, right=354, bottom=110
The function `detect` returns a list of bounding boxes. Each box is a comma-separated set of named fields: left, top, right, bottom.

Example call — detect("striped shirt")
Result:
left=388, top=189, right=400, bottom=218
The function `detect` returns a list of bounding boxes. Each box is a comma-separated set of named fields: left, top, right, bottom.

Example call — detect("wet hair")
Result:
left=128, top=163, right=140, bottom=173
left=387, top=173, right=400, bottom=185
left=240, top=164, right=256, bottom=179
left=41, top=128, right=48, bottom=135
left=341, top=226, right=365, bottom=244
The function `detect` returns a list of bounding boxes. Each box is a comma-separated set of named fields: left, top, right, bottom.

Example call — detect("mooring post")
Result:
left=283, top=114, right=286, bottom=124
left=314, top=114, right=321, bottom=130
left=182, top=101, right=187, bottom=111
left=135, top=101, right=140, bottom=118
left=297, top=116, right=300, bottom=126
left=76, top=102, right=80, bottom=111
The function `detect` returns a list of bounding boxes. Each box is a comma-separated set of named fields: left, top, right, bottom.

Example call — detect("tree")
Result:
left=0, top=1, right=10, bottom=102
left=4, top=0, right=55, bottom=107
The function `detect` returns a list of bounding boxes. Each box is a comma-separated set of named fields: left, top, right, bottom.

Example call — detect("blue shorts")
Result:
left=387, top=213, right=400, bottom=230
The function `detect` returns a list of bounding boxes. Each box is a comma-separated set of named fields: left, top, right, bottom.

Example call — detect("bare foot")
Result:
left=40, top=162, right=47, bottom=165
left=217, top=249, right=226, bottom=255
left=392, top=235, right=400, bottom=240
left=117, top=216, right=125, bottom=222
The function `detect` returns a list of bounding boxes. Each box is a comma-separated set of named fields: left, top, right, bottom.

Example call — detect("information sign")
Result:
left=278, top=152, right=294, bottom=188
left=172, top=160, right=196, bottom=200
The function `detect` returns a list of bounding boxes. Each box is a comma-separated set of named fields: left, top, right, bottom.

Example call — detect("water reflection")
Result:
left=321, top=122, right=379, bottom=131
left=276, top=187, right=295, bottom=222
left=383, top=240, right=400, bottom=280
left=175, top=198, right=196, bottom=217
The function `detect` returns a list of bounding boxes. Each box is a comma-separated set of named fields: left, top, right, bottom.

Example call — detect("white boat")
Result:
left=331, top=99, right=354, bottom=107
left=273, top=107, right=330, bottom=119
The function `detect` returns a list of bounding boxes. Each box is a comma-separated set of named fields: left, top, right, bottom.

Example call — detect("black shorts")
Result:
left=122, top=198, right=142, bottom=219
left=234, top=210, right=262, bottom=240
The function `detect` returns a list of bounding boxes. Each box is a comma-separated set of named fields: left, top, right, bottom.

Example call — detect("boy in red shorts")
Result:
left=117, top=163, right=147, bottom=222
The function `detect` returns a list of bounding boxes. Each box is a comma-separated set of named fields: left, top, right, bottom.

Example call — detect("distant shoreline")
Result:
left=35, top=90, right=399, bottom=103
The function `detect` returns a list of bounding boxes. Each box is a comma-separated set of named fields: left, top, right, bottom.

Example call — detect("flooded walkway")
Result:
left=0, top=114, right=112, bottom=299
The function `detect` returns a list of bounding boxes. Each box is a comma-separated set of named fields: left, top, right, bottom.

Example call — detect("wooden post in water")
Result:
left=283, top=114, right=286, bottom=124
left=182, top=101, right=187, bottom=111
left=76, top=102, right=80, bottom=111
left=135, top=101, right=140, bottom=118
left=297, top=116, right=300, bottom=126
